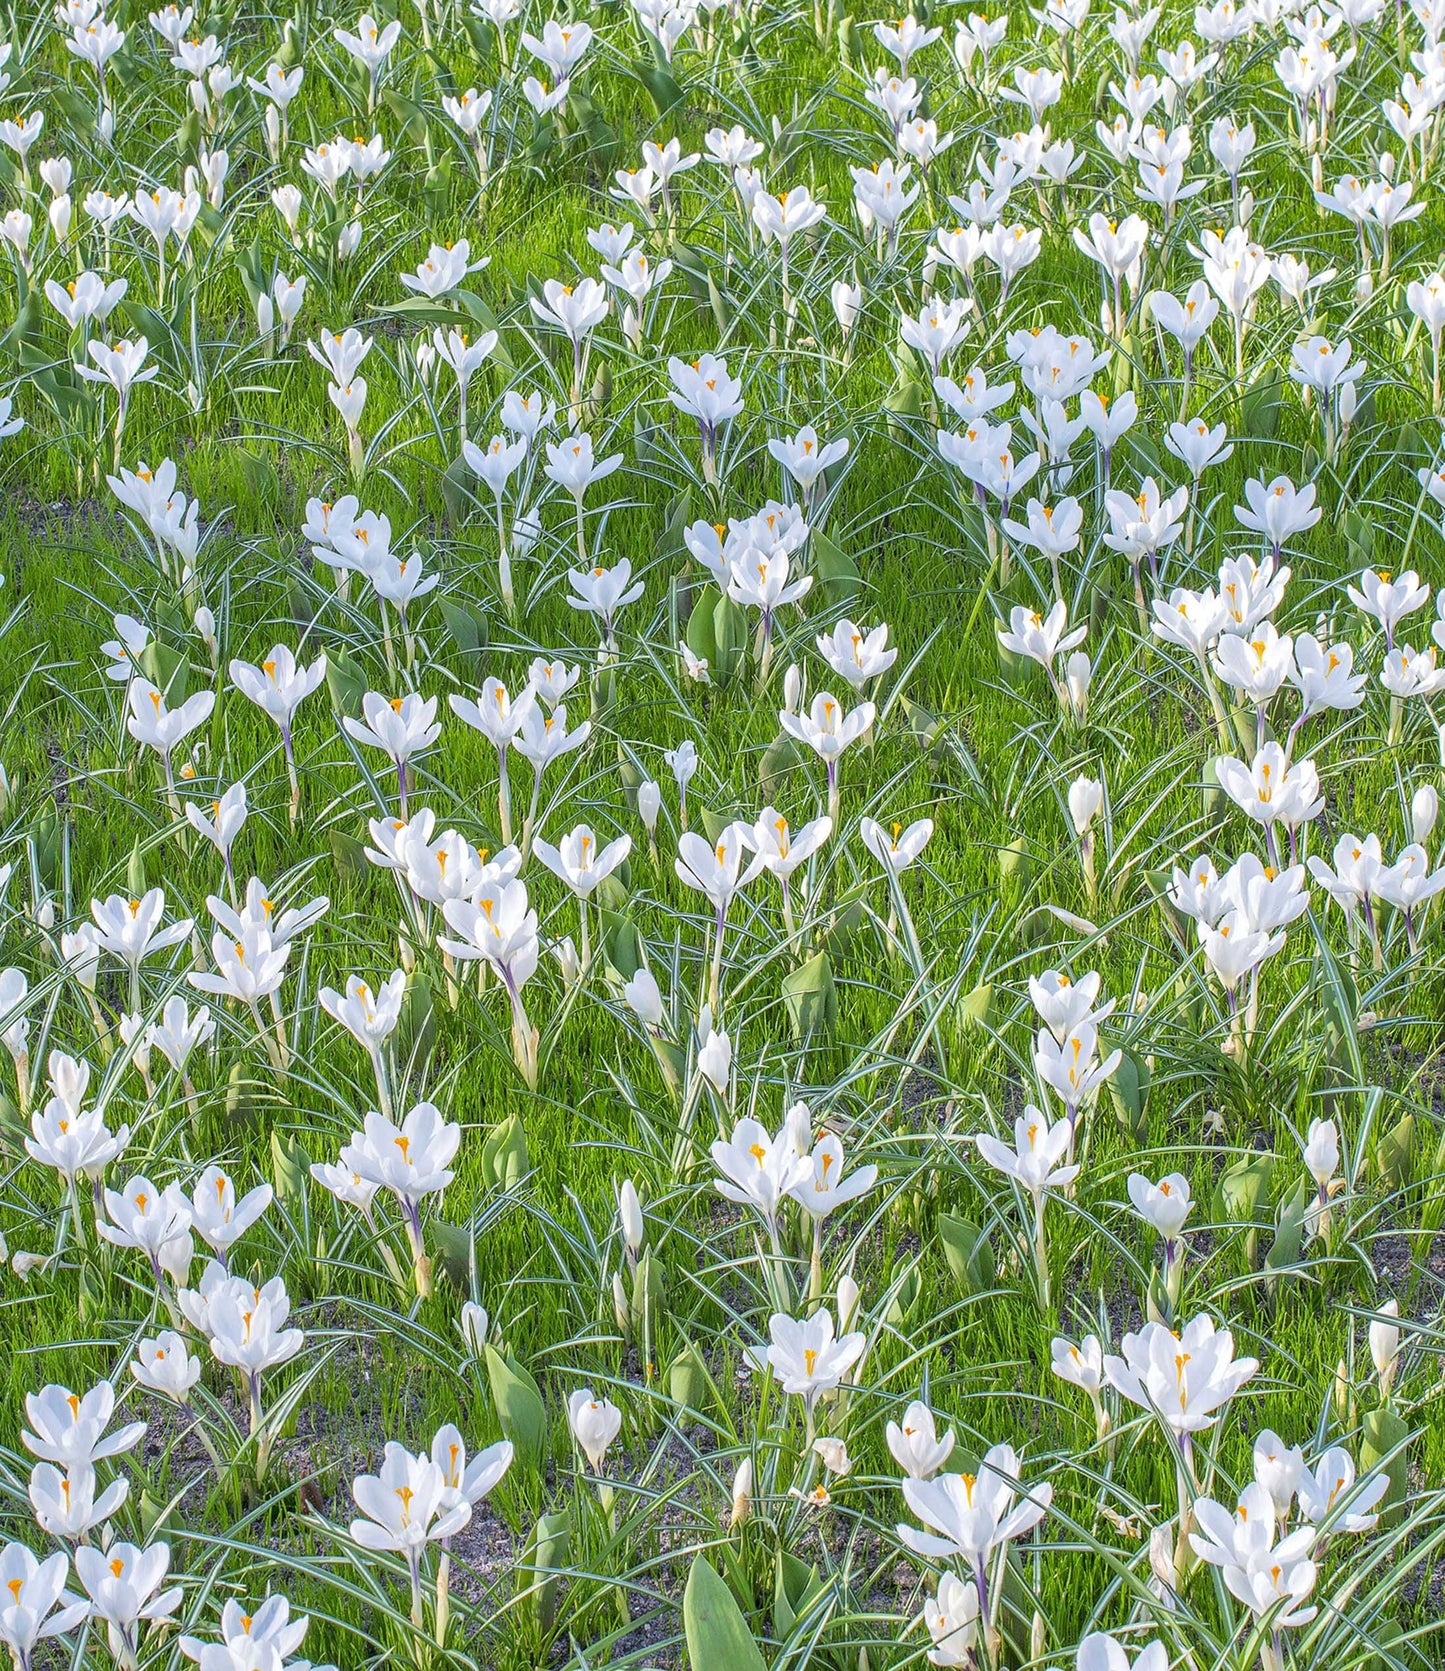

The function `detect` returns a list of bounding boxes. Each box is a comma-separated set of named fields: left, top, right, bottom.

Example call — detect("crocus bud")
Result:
left=1379, top=149, right=1396, bottom=180
left=637, top=778, right=661, bottom=835
left=119, top=1011, right=151, bottom=1078
left=34, top=896, right=54, bottom=930
left=783, top=662, right=803, bottom=715
left=1068, top=774, right=1103, bottom=837
left=729, top=1456, right=753, bottom=1526
left=837, top=1272, right=861, bottom=1332
left=1370, top=1299, right=1401, bottom=1396
left=618, top=1178, right=644, bottom=1255
left=1066, top=650, right=1092, bottom=718
left=623, top=967, right=664, bottom=1026
left=459, top=1300, right=489, bottom=1355
left=264, top=103, right=281, bottom=158
left=337, top=220, right=363, bottom=262
left=1355, top=271, right=1374, bottom=303
left=1340, top=380, right=1357, bottom=428
left=1149, top=1524, right=1175, bottom=1600
left=255, top=291, right=275, bottom=341
left=1334, top=1356, right=1352, bottom=1427
left=612, top=1271, right=630, bottom=1335
left=512, top=509, right=541, bottom=557
left=1412, top=783, right=1438, bottom=847
left=193, top=606, right=219, bottom=667
left=567, top=1388, right=622, bottom=1472
left=831, top=278, right=862, bottom=336
left=697, top=1006, right=731, bottom=1091
left=1303, top=1116, right=1338, bottom=1189
left=273, top=183, right=303, bottom=233
left=552, top=935, right=580, bottom=987
left=47, top=194, right=71, bottom=242
left=1238, top=186, right=1254, bottom=228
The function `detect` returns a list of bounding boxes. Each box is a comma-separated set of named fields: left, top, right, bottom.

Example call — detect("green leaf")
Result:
left=1213, top=1154, right=1274, bottom=1225
left=781, top=950, right=836, bottom=1040
left=1264, top=1178, right=1311, bottom=1286
left=138, top=640, right=190, bottom=703
left=437, top=594, right=488, bottom=667
left=938, top=1213, right=995, bottom=1295
left=271, top=1129, right=310, bottom=1204
left=479, top=1113, right=530, bottom=1191
left=772, top=1549, right=822, bottom=1639
left=441, top=454, right=475, bottom=525
left=997, top=837, right=1030, bottom=894
left=394, top=971, right=436, bottom=1073
left=1360, top=1406, right=1410, bottom=1528
left=712, top=592, right=748, bottom=686
left=668, top=1338, right=716, bottom=1416
left=518, top=1509, right=570, bottom=1633
left=631, top=1243, right=664, bottom=1326
left=958, top=982, right=993, bottom=1029
left=1373, top=1112, right=1415, bottom=1196
left=811, top=528, right=860, bottom=607
left=325, top=648, right=368, bottom=721
left=31, top=802, right=62, bottom=888
left=429, top=1218, right=474, bottom=1286
left=699, top=805, right=732, bottom=844
left=599, top=908, right=644, bottom=981
left=1107, top=1050, right=1151, bottom=1141
left=485, top=1344, right=547, bottom=1472
left=381, top=86, right=429, bottom=140
left=1241, top=363, right=1282, bottom=438
left=760, top=731, right=805, bottom=795
left=683, top=1555, right=767, bottom=1671
left=633, top=52, right=685, bottom=116
left=126, top=837, right=147, bottom=898
left=330, top=828, right=369, bottom=877
left=685, top=582, right=721, bottom=676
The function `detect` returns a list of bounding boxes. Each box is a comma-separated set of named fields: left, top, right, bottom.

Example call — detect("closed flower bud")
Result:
left=1149, top=1523, right=1175, bottom=1597
left=1370, top=1299, right=1401, bottom=1395
left=460, top=1300, right=489, bottom=1355
left=623, top=967, right=664, bottom=1026
left=618, top=1178, right=644, bottom=1255
left=1065, top=650, right=1092, bottom=717
left=637, top=777, right=661, bottom=834
left=1068, top=775, right=1103, bottom=837
left=729, top=1456, right=753, bottom=1526
left=831, top=279, right=862, bottom=336
left=1412, top=784, right=1438, bottom=848
left=783, top=662, right=803, bottom=715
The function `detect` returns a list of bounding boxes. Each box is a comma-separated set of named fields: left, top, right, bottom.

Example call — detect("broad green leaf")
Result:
left=485, top=1344, right=547, bottom=1473
left=683, top=1555, right=767, bottom=1671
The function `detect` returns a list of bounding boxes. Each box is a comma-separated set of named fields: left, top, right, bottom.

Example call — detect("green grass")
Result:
left=0, top=0, right=1443, bottom=1667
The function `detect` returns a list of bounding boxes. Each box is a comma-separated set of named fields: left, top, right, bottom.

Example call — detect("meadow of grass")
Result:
left=0, top=0, right=1443, bottom=1667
